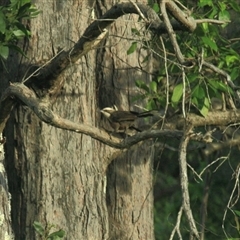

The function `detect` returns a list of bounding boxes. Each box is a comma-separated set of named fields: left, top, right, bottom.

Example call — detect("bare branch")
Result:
left=195, top=19, right=230, bottom=24
left=166, top=110, right=240, bottom=130
left=166, top=0, right=197, bottom=32
left=129, top=0, right=149, bottom=23
left=222, top=165, right=240, bottom=238
left=202, top=137, right=240, bottom=156
left=179, top=124, right=199, bottom=239
left=169, top=206, right=184, bottom=240
left=160, top=1, right=186, bottom=65
left=1, top=83, right=183, bottom=148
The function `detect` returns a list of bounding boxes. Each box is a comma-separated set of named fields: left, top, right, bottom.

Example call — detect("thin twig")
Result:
left=22, top=49, right=65, bottom=83
left=182, top=67, right=186, bottom=118
left=160, top=36, right=169, bottom=123
left=222, top=164, right=240, bottom=238
left=169, top=206, right=184, bottom=240
left=129, top=0, right=149, bottom=23
left=199, top=156, right=228, bottom=177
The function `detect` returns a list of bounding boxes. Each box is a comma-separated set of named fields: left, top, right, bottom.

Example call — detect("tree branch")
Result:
left=25, top=2, right=161, bottom=92
left=179, top=124, right=200, bottom=239
left=166, top=110, right=240, bottom=129
left=1, top=83, right=183, bottom=148
left=0, top=2, right=232, bottom=135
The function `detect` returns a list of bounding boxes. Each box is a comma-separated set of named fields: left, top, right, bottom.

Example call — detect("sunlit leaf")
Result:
left=218, top=10, right=230, bottom=22
left=198, top=0, right=213, bottom=7
left=47, top=229, right=65, bottom=239
left=218, top=2, right=226, bottom=12
left=201, top=36, right=218, bottom=51
left=225, top=55, right=239, bottom=66
left=33, top=221, right=44, bottom=236
left=152, top=3, right=160, bottom=13
left=150, top=81, right=157, bottom=93
left=199, top=97, right=210, bottom=117
left=171, top=83, right=183, bottom=104
left=233, top=210, right=240, bottom=218
left=13, top=29, right=26, bottom=38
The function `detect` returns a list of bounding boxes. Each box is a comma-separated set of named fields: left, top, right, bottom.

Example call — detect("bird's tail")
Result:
left=135, top=110, right=155, bottom=118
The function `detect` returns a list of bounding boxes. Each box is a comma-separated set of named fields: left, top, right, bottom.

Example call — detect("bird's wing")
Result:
left=110, top=111, right=137, bottom=122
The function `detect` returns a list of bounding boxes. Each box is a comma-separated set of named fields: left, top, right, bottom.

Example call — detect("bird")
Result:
left=100, top=106, right=154, bottom=133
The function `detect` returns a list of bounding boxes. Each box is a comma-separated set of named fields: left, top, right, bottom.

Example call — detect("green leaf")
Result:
left=135, top=80, right=149, bottom=92
left=0, top=45, right=9, bottom=59
left=233, top=210, right=240, bottom=218
left=201, top=23, right=209, bottom=33
left=20, top=0, right=31, bottom=5
left=141, top=54, right=150, bottom=64
left=201, top=36, right=218, bottom=51
left=131, top=28, right=140, bottom=36
left=230, top=67, right=240, bottom=81
left=208, top=80, right=233, bottom=94
left=33, top=221, right=44, bottom=236
left=218, top=10, right=230, bottom=22
left=0, top=10, right=6, bottom=33
left=198, top=0, right=213, bottom=7
left=225, top=55, right=239, bottom=66
left=17, top=3, right=31, bottom=18
left=229, top=1, right=240, bottom=12
left=199, top=97, right=210, bottom=117
left=218, top=2, right=226, bottom=12
left=149, top=81, right=157, bottom=93
left=171, top=83, right=183, bottom=104
left=192, top=85, right=205, bottom=99
left=146, top=98, right=157, bottom=110
left=7, top=44, right=28, bottom=58
left=47, top=229, right=65, bottom=239
left=187, top=73, right=199, bottom=83
left=192, top=97, right=198, bottom=106
left=127, top=42, right=137, bottom=55
left=152, top=3, right=160, bottom=13
left=13, top=29, right=26, bottom=38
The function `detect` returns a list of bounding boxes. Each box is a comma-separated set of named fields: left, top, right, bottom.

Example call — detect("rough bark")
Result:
left=96, top=1, right=154, bottom=238
left=2, top=0, right=155, bottom=239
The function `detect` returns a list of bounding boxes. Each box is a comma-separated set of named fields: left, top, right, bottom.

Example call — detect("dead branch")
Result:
left=169, top=206, right=184, bottom=240
left=179, top=124, right=200, bottom=239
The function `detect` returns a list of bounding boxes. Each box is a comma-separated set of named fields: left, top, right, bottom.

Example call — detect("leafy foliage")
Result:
left=0, top=0, right=40, bottom=60
left=141, top=0, right=240, bottom=239
left=33, top=221, right=65, bottom=240
left=133, top=0, right=240, bottom=118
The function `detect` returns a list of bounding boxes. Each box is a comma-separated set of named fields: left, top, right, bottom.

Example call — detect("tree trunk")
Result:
left=2, top=0, right=154, bottom=239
